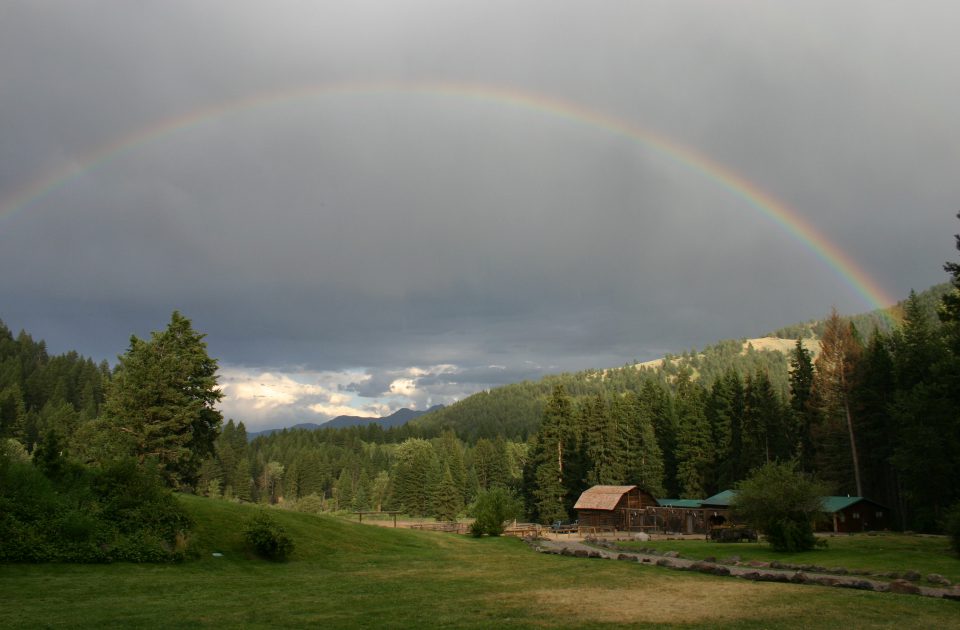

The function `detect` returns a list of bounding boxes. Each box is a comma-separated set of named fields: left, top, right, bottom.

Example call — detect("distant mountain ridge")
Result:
left=248, top=405, right=444, bottom=440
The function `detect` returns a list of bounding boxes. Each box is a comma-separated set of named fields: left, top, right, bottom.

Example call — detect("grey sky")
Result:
left=1, top=1, right=958, bottom=429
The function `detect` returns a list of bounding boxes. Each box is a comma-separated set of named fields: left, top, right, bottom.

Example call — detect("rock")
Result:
left=688, top=561, right=726, bottom=576
left=664, top=550, right=680, bottom=558
left=813, top=576, right=840, bottom=587
left=838, top=580, right=875, bottom=591
left=641, top=558, right=651, bottom=563
left=903, top=570, right=922, bottom=582
left=656, top=558, right=674, bottom=567
left=616, top=553, right=634, bottom=561
left=926, top=573, right=951, bottom=586
left=560, top=548, right=574, bottom=556
left=574, top=549, right=589, bottom=558
left=790, top=572, right=810, bottom=584
left=829, top=567, right=849, bottom=575
left=722, top=555, right=741, bottom=564
left=943, top=592, right=960, bottom=602
left=587, top=551, right=602, bottom=558
left=741, top=571, right=761, bottom=581
left=703, top=556, right=717, bottom=563
left=889, top=579, right=921, bottom=595
left=758, top=572, right=791, bottom=583
left=633, top=532, right=650, bottom=541
left=747, top=560, right=770, bottom=568
left=769, top=561, right=785, bottom=569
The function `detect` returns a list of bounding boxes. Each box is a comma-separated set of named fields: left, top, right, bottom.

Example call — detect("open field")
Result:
left=1, top=495, right=958, bottom=629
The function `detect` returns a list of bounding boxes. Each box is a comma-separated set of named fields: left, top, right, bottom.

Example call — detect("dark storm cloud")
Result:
left=2, top=1, right=958, bottom=426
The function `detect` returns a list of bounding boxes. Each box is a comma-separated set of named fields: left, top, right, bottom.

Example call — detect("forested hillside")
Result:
left=0, top=323, right=110, bottom=451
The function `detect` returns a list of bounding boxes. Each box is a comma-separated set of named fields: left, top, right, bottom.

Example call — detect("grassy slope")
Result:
left=1, top=496, right=958, bottom=629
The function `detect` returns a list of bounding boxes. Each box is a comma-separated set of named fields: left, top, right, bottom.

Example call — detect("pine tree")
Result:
left=789, top=339, right=817, bottom=472
left=644, top=379, right=679, bottom=496
left=708, top=370, right=744, bottom=490
left=673, top=371, right=712, bottom=499
left=890, top=290, right=956, bottom=530
left=390, top=438, right=439, bottom=516
left=100, top=311, right=223, bottom=489
left=432, top=464, right=462, bottom=521
left=852, top=332, right=899, bottom=519
left=583, top=394, right=622, bottom=486
left=0, top=384, right=26, bottom=440
left=530, top=385, right=577, bottom=523
left=615, top=391, right=664, bottom=495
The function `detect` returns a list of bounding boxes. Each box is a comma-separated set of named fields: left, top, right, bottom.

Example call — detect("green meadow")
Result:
left=1, top=495, right=958, bottom=629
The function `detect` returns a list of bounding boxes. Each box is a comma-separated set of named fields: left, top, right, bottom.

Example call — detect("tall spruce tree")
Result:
left=708, top=369, right=744, bottom=490
left=674, top=371, right=712, bottom=499
left=530, top=385, right=577, bottom=523
left=852, top=332, right=899, bottom=520
left=890, top=290, right=955, bottom=530
left=616, top=391, right=665, bottom=495
left=101, top=311, right=223, bottom=489
left=583, top=394, right=622, bottom=486
left=789, top=339, right=817, bottom=472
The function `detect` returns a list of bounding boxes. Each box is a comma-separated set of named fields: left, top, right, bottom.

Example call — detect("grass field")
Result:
left=1, top=495, right=958, bottom=629
left=615, top=534, right=960, bottom=583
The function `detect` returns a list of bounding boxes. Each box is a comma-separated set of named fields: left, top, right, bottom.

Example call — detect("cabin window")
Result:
left=852, top=512, right=860, bottom=519
left=839, top=513, right=845, bottom=523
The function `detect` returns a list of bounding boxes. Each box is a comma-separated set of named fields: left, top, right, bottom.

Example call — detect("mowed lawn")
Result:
left=1, top=496, right=958, bottom=629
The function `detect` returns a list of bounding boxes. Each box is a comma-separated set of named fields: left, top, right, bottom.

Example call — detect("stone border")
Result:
left=525, top=537, right=960, bottom=601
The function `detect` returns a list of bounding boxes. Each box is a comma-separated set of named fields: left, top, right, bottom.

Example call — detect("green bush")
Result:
left=244, top=511, right=294, bottom=561
left=732, top=460, right=828, bottom=553
left=765, top=517, right=818, bottom=553
left=295, top=493, right=324, bottom=514
left=0, top=453, right=190, bottom=563
left=468, top=487, right=522, bottom=537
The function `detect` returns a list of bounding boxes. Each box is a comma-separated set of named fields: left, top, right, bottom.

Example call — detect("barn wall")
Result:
left=577, top=488, right=661, bottom=530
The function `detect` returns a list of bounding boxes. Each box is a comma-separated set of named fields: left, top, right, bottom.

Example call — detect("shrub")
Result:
left=732, top=460, right=829, bottom=552
left=0, top=453, right=190, bottom=563
left=765, top=517, right=818, bottom=553
left=244, top=511, right=294, bottom=561
left=468, top=487, right=523, bottom=537
left=944, top=501, right=960, bottom=555
left=295, top=493, right=324, bottom=515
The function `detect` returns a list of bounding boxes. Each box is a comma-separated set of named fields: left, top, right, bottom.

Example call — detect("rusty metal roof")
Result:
left=573, top=485, right=637, bottom=511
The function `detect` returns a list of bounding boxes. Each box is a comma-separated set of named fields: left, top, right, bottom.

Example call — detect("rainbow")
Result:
left=0, top=80, right=898, bottom=315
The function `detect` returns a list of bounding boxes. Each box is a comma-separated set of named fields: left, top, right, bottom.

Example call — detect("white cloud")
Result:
left=215, top=362, right=493, bottom=431
left=388, top=378, right=418, bottom=397
left=223, top=371, right=324, bottom=409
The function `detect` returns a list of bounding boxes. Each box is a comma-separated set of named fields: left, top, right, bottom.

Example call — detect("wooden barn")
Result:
left=819, top=496, right=891, bottom=533
left=574, top=485, right=658, bottom=531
